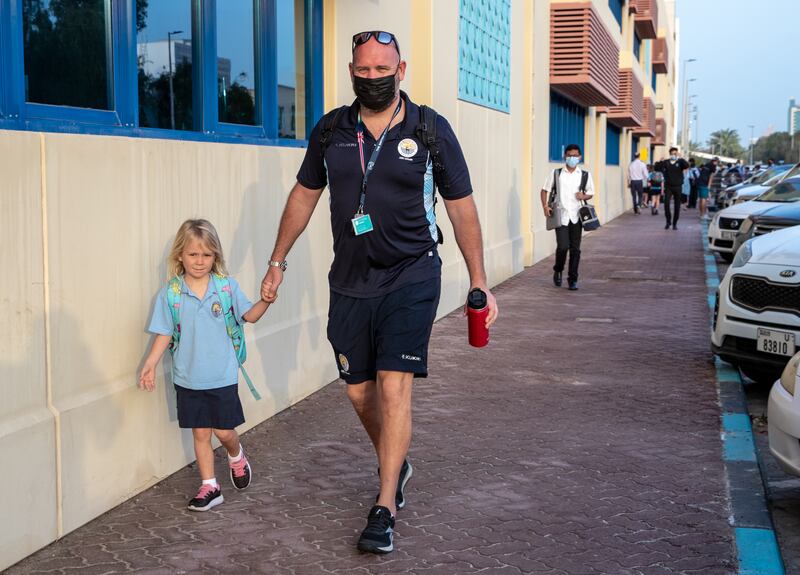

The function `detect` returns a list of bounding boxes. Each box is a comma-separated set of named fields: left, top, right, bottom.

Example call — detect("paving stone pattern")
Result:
left=9, top=212, right=736, bottom=574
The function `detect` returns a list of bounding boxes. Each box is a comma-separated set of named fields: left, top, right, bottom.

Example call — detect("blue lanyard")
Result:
left=355, top=99, right=402, bottom=214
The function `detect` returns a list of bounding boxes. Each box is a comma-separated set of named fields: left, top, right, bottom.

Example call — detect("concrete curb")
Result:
left=703, top=221, right=785, bottom=575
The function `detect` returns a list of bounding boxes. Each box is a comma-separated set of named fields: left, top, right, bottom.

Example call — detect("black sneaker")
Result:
left=396, top=459, right=413, bottom=509
left=187, top=484, right=224, bottom=512
left=229, top=452, right=252, bottom=490
left=357, top=505, right=395, bottom=554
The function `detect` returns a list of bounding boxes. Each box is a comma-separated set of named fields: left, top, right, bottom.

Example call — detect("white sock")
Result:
left=228, top=446, right=243, bottom=463
left=202, top=478, right=219, bottom=488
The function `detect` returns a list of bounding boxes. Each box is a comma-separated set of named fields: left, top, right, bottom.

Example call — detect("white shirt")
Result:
left=542, top=166, right=595, bottom=226
left=628, top=158, right=649, bottom=182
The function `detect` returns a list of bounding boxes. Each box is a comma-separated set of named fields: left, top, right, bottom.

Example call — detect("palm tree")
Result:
left=708, top=129, right=745, bottom=158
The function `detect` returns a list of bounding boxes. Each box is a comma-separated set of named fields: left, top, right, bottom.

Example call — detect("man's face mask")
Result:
left=670, top=154, right=678, bottom=162
left=565, top=156, right=581, bottom=169
left=352, top=71, right=398, bottom=112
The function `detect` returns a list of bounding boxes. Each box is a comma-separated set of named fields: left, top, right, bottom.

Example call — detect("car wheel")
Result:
left=720, top=252, right=734, bottom=263
left=740, top=363, right=780, bottom=385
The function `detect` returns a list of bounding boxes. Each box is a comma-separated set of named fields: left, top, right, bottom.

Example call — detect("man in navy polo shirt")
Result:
left=260, top=31, right=498, bottom=554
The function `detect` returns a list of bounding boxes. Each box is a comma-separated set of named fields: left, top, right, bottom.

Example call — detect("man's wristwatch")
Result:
left=268, top=259, right=288, bottom=271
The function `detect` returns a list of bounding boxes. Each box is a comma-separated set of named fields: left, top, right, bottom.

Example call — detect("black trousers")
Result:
left=688, top=182, right=698, bottom=208
left=630, top=180, right=644, bottom=211
left=664, top=186, right=682, bottom=226
left=554, top=220, right=582, bottom=282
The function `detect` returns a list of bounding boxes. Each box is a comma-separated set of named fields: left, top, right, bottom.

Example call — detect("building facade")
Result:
left=790, top=98, right=800, bottom=136
left=0, top=0, right=677, bottom=568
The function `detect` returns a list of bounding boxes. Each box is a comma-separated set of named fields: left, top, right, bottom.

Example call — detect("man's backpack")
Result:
left=166, top=274, right=261, bottom=400
left=318, top=103, right=450, bottom=243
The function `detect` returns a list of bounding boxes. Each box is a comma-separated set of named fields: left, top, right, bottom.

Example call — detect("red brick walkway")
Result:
left=9, top=210, right=735, bottom=574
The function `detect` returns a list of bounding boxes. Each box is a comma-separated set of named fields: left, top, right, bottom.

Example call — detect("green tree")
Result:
left=752, top=132, right=800, bottom=164
left=707, top=129, right=745, bottom=159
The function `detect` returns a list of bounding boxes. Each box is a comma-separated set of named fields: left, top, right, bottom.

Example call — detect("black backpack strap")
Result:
left=416, top=105, right=451, bottom=190
left=549, top=168, right=561, bottom=204
left=318, top=105, right=348, bottom=156
left=579, top=170, right=589, bottom=192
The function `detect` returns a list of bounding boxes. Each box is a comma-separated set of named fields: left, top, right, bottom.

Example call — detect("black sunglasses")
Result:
left=352, top=31, right=400, bottom=55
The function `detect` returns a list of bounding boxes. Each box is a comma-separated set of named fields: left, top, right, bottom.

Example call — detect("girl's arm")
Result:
left=242, top=299, right=270, bottom=324
left=139, top=334, right=172, bottom=391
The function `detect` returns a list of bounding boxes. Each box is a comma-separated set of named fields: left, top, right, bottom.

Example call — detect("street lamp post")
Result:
left=681, top=58, right=697, bottom=151
left=748, top=124, right=755, bottom=166
left=167, top=30, right=184, bottom=130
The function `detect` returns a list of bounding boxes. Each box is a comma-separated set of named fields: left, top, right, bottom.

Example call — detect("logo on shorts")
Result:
left=338, top=353, right=350, bottom=373
left=401, top=354, right=422, bottom=362
left=211, top=302, right=222, bottom=317
left=398, top=138, right=418, bottom=158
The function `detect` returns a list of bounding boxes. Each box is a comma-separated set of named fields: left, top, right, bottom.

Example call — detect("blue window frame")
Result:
left=606, top=123, right=621, bottom=166
left=631, top=136, right=640, bottom=161
left=549, top=90, right=585, bottom=162
left=0, top=0, right=324, bottom=146
left=651, top=65, right=657, bottom=91
left=633, top=31, right=641, bottom=62
left=608, top=0, right=624, bottom=28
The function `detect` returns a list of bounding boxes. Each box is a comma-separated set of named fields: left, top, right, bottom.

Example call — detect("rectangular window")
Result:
left=23, top=0, right=113, bottom=110
left=631, top=136, right=640, bottom=162
left=651, top=65, right=657, bottom=91
left=3, top=0, right=324, bottom=145
left=136, top=1, right=194, bottom=130
left=633, top=32, right=641, bottom=62
left=606, top=124, right=621, bottom=166
left=549, top=90, right=585, bottom=162
left=216, top=1, right=256, bottom=126
left=276, top=0, right=303, bottom=139
left=608, top=0, right=624, bottom=28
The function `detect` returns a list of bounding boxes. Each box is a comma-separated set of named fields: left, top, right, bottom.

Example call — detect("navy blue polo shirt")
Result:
left=297, top=92, right=473, bottom=298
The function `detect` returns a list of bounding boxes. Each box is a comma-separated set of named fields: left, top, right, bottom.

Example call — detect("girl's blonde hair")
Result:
left=167, top=219, right=228, bottom=278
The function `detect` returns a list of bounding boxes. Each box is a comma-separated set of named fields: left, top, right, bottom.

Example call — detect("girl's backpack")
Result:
left=166, top=274, right=261, bottom=400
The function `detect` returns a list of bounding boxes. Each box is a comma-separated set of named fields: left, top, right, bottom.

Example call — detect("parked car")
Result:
left=768, top=351, right=800, bottom=475
left=711, top=224, right=800, bottom=383
left=708, top=176, right=800, bottom=262
left=731, top=163, right=800, bottom=205
left=732, top=184, right=800, bottom=253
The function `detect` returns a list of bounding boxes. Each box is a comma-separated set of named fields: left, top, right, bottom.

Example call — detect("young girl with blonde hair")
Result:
left=140, top=219, right=271, bottom=511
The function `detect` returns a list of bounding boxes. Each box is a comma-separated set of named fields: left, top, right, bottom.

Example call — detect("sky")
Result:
left=675, top=0, right=799, bottom=146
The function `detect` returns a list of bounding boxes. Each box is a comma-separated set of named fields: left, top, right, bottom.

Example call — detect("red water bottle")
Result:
left=467, top=288, right=489, bottom=348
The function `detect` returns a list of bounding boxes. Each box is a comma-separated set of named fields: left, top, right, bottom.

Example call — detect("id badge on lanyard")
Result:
left=352, top=100, right=401, bottom=236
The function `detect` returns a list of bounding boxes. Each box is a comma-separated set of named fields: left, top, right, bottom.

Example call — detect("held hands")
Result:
left=260, top=266, right=283, bottom=303
left=543, top=205, right=553, bottom=217
left=138, top=363, right=156, bottom=392
left=463, top=286, right=499, bottom=328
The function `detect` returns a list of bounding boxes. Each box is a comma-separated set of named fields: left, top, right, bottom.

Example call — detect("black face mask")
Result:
left=352, top=72, right=398, bottom=112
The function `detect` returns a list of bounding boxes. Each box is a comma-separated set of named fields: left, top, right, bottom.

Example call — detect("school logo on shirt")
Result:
left=398, top=138, right=418, bottom=158
left=211, top=302, right=222, bottom=317
left=338, top=354, right=350, bottom=373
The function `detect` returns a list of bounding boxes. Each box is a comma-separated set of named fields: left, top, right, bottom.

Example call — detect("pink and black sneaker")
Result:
left=187, top=484, right=224, bottom=512
left=229, top=452, right=252, bottom=490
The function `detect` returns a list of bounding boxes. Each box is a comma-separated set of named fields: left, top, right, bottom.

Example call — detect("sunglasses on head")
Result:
left=352, top=31, right=400, bottom=55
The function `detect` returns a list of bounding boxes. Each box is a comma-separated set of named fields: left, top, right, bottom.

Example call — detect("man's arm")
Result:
left=261, top=181, right=325, bottom=302
left=540, top=188, right=553, bottom=217
left=442, top=195, right=498, bottom=327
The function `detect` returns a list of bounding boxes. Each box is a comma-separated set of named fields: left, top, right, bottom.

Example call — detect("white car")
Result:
left=732, top=163, right=798, bottom=205
left=711, top=225, right=800, bottom=383
left=768, top=351, right=800, bottom=475
left=708, top=183, right=796, bottom=262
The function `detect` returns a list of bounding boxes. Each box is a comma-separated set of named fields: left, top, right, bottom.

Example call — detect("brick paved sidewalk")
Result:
left=9, top=210, right=735, bottom=574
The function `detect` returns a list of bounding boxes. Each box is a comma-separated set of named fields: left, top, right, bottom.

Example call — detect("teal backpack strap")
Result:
left=212, top=274, right=261, bottom=401
left=166, top=277, right=182, bottom=354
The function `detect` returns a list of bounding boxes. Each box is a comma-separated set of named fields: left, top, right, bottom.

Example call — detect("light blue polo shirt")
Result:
left=148, top=275, right=253, bottom=390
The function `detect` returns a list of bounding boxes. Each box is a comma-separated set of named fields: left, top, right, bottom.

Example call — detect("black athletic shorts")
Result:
left=327, top=278, right=442, bottom=384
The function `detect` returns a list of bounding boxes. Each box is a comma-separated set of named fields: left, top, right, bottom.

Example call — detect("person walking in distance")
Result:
left=648, top=163, right=664, bottom=215
left=540, top=144, right=595, bottom=291
left=628, top=151, right=648, bottom=215
left=259, top=30, right=498, bottom=554
left=656, top=147, right=689, bottom=230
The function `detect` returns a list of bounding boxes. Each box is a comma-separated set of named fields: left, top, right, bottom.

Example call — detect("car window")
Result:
left=777, top=163, right=800, bottom=182
left=755, top=179, right=800, bottom=202
left=753, top=165, right=792, bottom=184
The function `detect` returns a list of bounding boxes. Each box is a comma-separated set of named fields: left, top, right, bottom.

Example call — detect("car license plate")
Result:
left=757, top=328, right=796, bottom=357
left=721, top=231, right=735, bottom=239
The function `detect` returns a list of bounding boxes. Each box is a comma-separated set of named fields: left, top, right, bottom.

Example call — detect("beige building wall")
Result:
left=0, top=0, right=677, bottom=569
